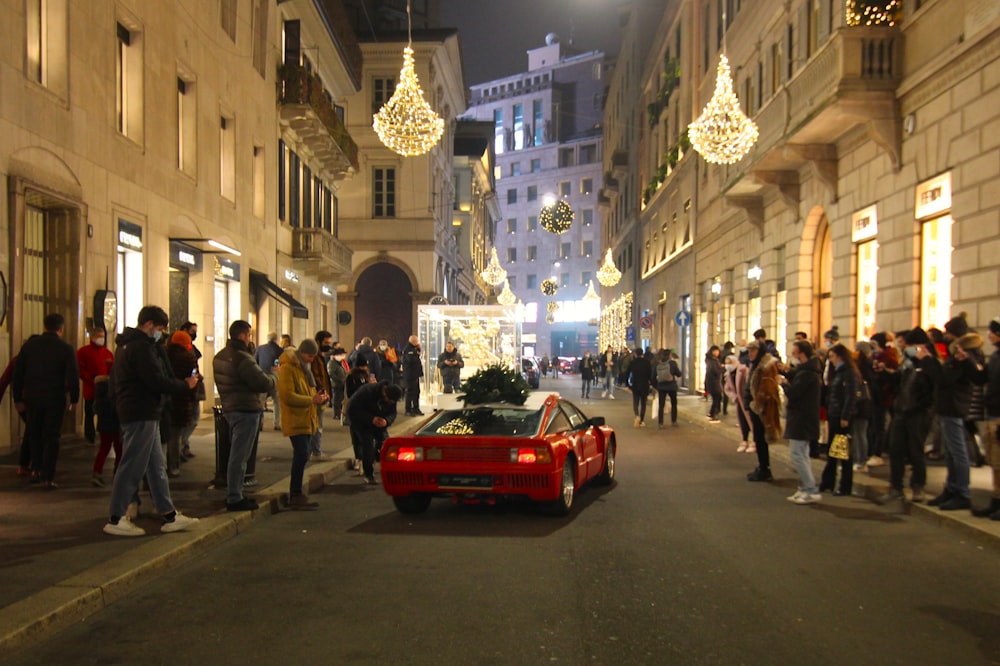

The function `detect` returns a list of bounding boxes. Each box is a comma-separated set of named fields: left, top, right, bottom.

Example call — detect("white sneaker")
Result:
left=786, top=491, right=806, bottom=502
left=866, top=455, right=885, bottom=467
left=639, top=421, right=646, bottom=428
left=746, top=444, right=757, bottom=454
left=103, top=517, right=145, bottom=537
left=161, top=512, right=200, bottom=533
left=601, top=391, right=607, bottom=398
left=853, top=463, right=866, bottom=472
left=792, top=493, right=822, bottom=505
left=737, top=442, right=748, bottom=453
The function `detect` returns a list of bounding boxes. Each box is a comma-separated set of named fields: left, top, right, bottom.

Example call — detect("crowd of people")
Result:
left=697, top=318, right=999, bottom=518
left=6, top=304, right=439, bottom=536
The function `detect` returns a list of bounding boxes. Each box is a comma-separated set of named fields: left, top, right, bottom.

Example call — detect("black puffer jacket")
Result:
left=933, top=333, right=986, bottom=418
left=891, top=355, right=938, bottom=415
left=783, top=356, right=823, bottom=441
left=112, top=328, right=190, bottom=423
left=826, top=362, right=859, bottom=423
left=704, top=355, right=723, bottom=395
left=213, top=339, right=275, bottom=413
left=346, top=381, right=398, bottom=436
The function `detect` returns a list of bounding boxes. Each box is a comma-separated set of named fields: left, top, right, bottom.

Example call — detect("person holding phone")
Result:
left=165, top=330, right=198, bottom=478
left=277, top=338, right=326, bottom=509
left=213, top=320, right=275, bottom=512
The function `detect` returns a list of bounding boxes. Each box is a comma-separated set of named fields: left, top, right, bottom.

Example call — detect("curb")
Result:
left=0, top=458, right=354, bottom=654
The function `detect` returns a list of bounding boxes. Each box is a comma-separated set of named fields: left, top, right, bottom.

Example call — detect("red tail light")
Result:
left=516, top=449, right=537, bottom=464
left=388, top=446, right=423, bottom=462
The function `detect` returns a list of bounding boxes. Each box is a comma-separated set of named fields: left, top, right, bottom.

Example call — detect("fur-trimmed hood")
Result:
left=950, top=332, right=983, bottom=355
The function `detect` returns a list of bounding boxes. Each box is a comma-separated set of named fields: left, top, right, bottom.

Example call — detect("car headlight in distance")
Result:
left=511, top=448, right=552, bottom=464
left=387, top=446, right=423, bottom=462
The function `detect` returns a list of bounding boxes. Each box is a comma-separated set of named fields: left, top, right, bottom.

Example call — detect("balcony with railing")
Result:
left=291, top=226, right=353, bottom=280
left=278, top=63, right=359, bottom=179
left=723, top=25, right=903, bottom=199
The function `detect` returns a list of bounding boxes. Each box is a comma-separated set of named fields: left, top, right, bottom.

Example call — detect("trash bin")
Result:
left=212, top=406, right=261, bottom=488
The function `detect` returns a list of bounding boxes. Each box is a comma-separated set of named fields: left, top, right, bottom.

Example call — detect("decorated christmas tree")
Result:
left=458, top=363, right=530, bottom=406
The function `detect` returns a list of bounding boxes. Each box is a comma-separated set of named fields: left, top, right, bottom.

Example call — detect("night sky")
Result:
left=438, top=0, right=624, bottom=86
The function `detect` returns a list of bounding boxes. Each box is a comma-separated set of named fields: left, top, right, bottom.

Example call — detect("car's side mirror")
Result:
left=589, top=416, right=605, bottom=427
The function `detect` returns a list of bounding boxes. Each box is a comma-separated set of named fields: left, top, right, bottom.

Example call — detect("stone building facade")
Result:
left=604, top=0, right=1000, bottom=390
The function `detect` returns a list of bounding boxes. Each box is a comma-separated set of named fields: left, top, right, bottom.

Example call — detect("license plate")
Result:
left=437, top=474, right=494, bottom=489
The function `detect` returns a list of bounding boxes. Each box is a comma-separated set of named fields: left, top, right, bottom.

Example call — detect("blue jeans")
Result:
left=939, top=415, right=971, bottom=499
left=309, top=408, right=326, bottom=455
left=224, top=411, right=261, bottom=504
left=110, top=420, right=175, bottom=519
left=603, top=374, right=614, bottom=396
left=788, top=439, right=818, bottom=494
left=289, top=434, right=311, bottom=496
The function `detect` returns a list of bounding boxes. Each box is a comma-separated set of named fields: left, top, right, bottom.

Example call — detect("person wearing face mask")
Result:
left=103, top=306, right=200, bottom=536
left=402, top=334, right=424, bottom=416
left=375, top=339, right=398, bottom=385
left=77, top=327, right=114, bottom=444
left=213, top=320, right=276, bottom=511
left=305, top=331, right=335, bottom=462
left=818, top=344, right=860, bottom=496
left=178, top=321, right=203, bottom=460
left=876, top=327, right=939, bottom=505
left=724, top=352, right=752, bottom=450
left=781, top=340, right=824, bottom=503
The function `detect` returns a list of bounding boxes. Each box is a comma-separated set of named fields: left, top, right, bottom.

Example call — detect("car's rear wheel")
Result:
left=543, top=459, right=575, bottom=516
left=597, top=442, right=615, bottom=485
left=393, top=493, right=431, bottom=514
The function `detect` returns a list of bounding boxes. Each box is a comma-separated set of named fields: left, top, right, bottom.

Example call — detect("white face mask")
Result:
left=93, top=337, right=106, bottom=347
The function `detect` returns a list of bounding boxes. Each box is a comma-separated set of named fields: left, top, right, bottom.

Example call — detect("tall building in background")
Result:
left=464, top=35, right=607, bottom=359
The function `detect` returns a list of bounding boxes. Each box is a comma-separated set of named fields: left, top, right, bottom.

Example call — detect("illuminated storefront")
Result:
left=915, top=173, right=952, bottom=330
left=213, top=257, right=241, bottom=348
left=116, top=219, right=144, bottom=333
left=852, top=205, right=879, bottom=340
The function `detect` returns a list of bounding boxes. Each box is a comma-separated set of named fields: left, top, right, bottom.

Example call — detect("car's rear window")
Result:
left=417, top=407, right=544, bottom=437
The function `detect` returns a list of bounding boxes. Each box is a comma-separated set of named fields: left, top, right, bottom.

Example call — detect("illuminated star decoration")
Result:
left=372, top=0, right=444, bottom=156
left=688, top=54, right=759, bottom=165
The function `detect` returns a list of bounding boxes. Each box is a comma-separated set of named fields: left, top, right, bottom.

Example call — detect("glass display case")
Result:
left=417, top=304, right=522, bottom=409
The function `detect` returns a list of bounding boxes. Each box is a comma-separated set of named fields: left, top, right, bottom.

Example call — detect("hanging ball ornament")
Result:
left=540, top=278, right=559, bottom=296
left=545, top=313, right=556, bottom=324
left=546, top=301, right=560, bottom=313
left=540, top=199, right=574, bottom=234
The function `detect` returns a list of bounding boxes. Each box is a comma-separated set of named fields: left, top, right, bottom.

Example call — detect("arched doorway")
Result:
left=354, top=263, right=413, bottom=349
left=813, top=214, right=833, bottom=342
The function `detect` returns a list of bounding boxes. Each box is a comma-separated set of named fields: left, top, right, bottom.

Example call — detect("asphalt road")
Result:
left=7, top=384, right=1000, bottom=665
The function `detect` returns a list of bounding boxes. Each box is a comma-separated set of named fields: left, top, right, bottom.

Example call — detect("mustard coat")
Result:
left=277, top=349, right=319, bottom=437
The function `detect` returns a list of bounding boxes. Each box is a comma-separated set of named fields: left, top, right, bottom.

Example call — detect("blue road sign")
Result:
left=626, top=325, right=636, bottom=342
left=675, top=310, right=691, bottom=327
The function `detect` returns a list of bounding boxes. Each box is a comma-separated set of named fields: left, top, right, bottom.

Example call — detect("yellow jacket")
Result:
left=277, top=349, right=318, bottom=436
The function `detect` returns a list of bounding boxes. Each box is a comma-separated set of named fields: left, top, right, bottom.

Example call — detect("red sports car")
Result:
left=380, top=393, right=617, bottom=515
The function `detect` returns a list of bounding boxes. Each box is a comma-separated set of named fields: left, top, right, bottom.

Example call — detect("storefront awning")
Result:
left=250, top=271, right=309, bottom=319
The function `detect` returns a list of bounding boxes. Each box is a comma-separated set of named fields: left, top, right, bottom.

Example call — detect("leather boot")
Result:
left=971, top=497, right=1000, bottom=518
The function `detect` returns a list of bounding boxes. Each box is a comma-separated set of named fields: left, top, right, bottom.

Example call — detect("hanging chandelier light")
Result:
left=372, top=0, right=444, bottom=156
left=596, top=249, right=622, bottom=287
left=583, top=279, right=601, bottom=302
left=496, top=279, right=517, bottom=306
left=480, top=247, right=507, bottom=286
left=688, top=53, right=759, bottom=165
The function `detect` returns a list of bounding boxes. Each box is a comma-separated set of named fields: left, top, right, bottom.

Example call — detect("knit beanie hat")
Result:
left=944, top=312, right=969, bottom=338
left=903, top=327, right=931, bottom=346
left=871, top=332, right=888, bottom=350
left=989, top=317, right=1000, bottom=336
left=298, top=338, right=319, bottom=355
left=855, top=341, right=872, bottom=357
left=823, top=325, right=840, bottom=341
left=171, top=330, right=192, bottom=349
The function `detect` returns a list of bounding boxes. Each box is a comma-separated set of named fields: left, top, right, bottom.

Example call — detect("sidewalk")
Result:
left=667, top=392, right=1000, bottom=543
left=0, top=410, right=419, bottom=652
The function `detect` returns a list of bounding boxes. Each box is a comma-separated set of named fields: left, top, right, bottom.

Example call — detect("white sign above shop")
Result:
left=851, top=205, right=878, bottom=243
